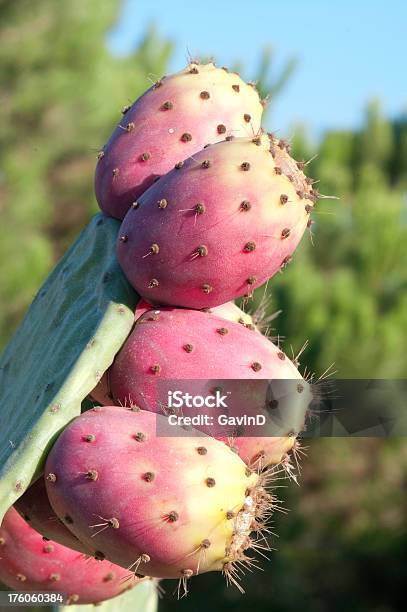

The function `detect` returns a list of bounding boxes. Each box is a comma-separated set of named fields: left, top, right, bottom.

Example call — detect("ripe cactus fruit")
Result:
left=89, top=299, right=257, bottom=406
left=106, top=308, right=311, bottom=467
left=95, top=62, right=263, bottom=219
left=45, top=407, right=272, bottom=588
left=14, top=477, right=92, bottom=555
left=0, top=214, right=138, bottom=521
left=117, top=133, right=316, bottom=308
left=0, top=507, right=141, bottom=604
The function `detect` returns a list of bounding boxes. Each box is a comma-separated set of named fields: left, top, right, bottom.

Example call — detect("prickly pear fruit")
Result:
left=0, top=507, right=141, bottom=604
left=14, top=477, right=92, bottom=555
left=45, top=407, right=272, bottom=588
left=95, top=62, right=263, bottom=219
left=89, top=299, right=257, bottom=406
left=107, top=308, right=311, bottom=467
left=117, top=133, right=316, bottom=308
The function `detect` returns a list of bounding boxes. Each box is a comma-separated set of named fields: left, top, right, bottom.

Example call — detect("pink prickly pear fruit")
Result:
left=14, top=477, right=92, bottom=555
left=0, top=507, right=142, bottom=604
left=95, top=62, right=263, bottom=219
left=107, top=308, right=311, bottom=467
left=45, top=407, right=272, bottom=586
left=117, top=133, right=316, bottom=309
left=89, top=299, right=256, bottom=405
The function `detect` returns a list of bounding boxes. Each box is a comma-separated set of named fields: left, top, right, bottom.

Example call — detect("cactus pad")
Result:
left=0, top=214, right=138, bottom=520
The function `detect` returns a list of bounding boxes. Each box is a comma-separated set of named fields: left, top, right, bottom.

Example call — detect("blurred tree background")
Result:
left=0, top=0, right=172, bottom=347
left=0, top=1, right=406, bottom=611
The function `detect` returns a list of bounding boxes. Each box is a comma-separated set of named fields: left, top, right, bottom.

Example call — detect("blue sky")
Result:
left=108, top=0, right=406, bottom=138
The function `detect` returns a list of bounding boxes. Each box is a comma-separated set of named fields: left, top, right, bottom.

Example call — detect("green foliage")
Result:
left=252, top=45, right=297, bottom=104
left=0, top=0, right=172, bottom=348
left=233, top=45, right=297, bottom=108
left=247, top=99, right=407, bottom=378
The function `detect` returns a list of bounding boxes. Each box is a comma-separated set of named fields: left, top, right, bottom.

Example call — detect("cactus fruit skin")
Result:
left=14, top=478, right=92, bottom=555
left=0, top=508, right=139, bottom=604
left=0, top=214, right=138, bottom=521
left=136, top=299, right=256, bottom=328
left=95, top=63, right=263, bottom=220
left=225, top=434, right=296, bottom=469
left=107, top=308, right=311, bottom=467
left=45, top=407, right=269, bottom=581
left=205, top=301, right=257, bottom=331
left=117, top=133, right=315, bottom=309
left=89, top=299, right=257, bottom=405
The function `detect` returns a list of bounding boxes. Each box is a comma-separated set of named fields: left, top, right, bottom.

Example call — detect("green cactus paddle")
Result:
left=0, top=214, right=138, bottom=520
